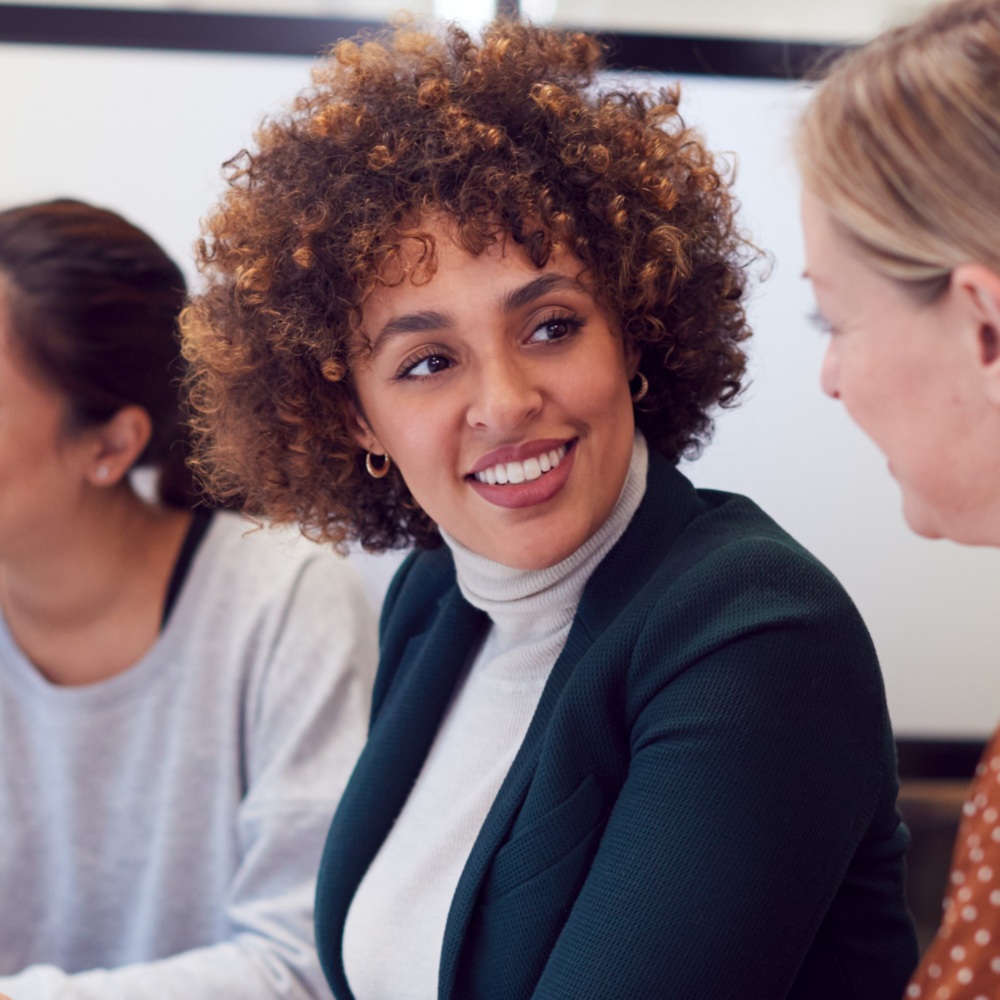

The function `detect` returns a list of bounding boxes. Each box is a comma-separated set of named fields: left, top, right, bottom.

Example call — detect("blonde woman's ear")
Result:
left=952, top=265, right=1000, bottom=360
left=87, top=405, right=153, bottom=487
left=950, top=265, right=1000, bottom=410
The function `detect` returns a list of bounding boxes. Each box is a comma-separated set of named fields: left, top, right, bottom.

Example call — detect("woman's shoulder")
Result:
left=588, top=461, right=877, bottom=686
left=162, top=512, right=377, bottom=700
left=593, top=471, right=889, bottom=751
left=677, top=489, right=840, bottom=587
left=179, top=510, right=373, bottom=620
left=680, top=486, right=855, bottom=611
left=605, top=458, right=857, bottom=615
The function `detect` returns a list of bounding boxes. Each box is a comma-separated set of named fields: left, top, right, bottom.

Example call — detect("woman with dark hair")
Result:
left=0, top=198, right=376, bottom=1000
left=183, top=21, right=917, bottom=998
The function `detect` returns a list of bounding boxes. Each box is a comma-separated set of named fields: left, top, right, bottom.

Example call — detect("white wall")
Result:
left=0, top=41, right=994, bottom=737
left=0, top=44, right=312, bottom=279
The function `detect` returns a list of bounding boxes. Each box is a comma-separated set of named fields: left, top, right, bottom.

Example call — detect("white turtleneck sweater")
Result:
left=343, top=432, right=648, bottom=1000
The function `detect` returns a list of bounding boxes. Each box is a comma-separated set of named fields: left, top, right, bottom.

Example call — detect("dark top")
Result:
left=161, top=507, right=214, bottom=628
left=316, top=453, right=918, bottom=998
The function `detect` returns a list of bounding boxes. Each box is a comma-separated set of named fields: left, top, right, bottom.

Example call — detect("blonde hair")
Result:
left=796, top=0, right=1000, bottom=302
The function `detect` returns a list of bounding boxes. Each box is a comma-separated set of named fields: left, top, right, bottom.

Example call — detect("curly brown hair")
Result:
left=182, top=19, right=754, bottom=551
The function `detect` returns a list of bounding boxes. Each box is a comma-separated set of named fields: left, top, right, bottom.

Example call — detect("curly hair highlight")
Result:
left=182, top=19, right=754, bottom=551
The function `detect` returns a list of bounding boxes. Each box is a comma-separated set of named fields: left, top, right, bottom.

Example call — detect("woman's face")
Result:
left=350, top=220, right=637, bottom=570
left=801, top=190, right=1000, bottom=544
left=0, top=290, right=99, bottom=558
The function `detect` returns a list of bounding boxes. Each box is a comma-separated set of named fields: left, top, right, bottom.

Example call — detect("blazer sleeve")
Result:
left=527, top=538, right=911, bottom=999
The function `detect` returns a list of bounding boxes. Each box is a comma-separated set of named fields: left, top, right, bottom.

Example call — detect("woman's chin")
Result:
left=903, top=502, right=1000, bottom=548
left=901, top=496, right=947, bottom=542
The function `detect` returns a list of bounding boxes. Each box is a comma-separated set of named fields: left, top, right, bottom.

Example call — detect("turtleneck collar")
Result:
left=440, top=431, right=648, bottom=648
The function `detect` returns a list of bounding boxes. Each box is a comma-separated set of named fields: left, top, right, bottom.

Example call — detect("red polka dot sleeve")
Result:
left=907, top=729, right=1000, bottom=1000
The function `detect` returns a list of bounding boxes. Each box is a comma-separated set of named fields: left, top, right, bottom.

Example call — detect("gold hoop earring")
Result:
left=630, top=371, right=649, bottom=403
left=365, top=451, right=391, bottom=479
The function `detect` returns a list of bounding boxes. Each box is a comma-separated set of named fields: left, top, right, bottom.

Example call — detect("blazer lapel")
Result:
left=438, top=454, right=700, bottom=999
left=437, top=604, right=597, bottom=999
left=316, top=586, right=488, bottom=1000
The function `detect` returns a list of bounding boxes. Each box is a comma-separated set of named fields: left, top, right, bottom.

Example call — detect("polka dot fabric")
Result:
left=908, top=730, right=1000, bottom=1000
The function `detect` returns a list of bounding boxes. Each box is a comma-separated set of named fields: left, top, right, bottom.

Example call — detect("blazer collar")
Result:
left=574, top=454, right=701, bottom=634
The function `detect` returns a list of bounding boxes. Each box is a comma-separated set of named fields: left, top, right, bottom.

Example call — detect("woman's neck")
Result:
left=443, top=431, right=648, bottom=647
left=0, top=485, right=194, bottom=686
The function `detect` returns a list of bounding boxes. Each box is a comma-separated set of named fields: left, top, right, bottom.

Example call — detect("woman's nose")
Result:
left=466, top=356, right=543, bottom=430
left=820, top=342, right=841, bottom=399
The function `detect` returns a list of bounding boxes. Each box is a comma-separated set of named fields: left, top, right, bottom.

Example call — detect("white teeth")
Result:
left=473, top=444, right=568, bottom=485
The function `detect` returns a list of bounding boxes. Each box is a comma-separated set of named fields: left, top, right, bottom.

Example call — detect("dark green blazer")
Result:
left=316, top=455, right=918, bottom=999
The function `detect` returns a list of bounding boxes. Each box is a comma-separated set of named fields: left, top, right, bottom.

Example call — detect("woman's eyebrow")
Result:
left=370, top=273, right=581, bottom=356
left=502, top=273, right=580, bottom=314
left=372, top=309, right=453, bottom=355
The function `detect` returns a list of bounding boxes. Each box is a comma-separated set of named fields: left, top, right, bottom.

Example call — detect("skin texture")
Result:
left=0, top=312, right=101, bottom=559
left=351, top=222, right=636, bottom=571
left=801, top=189, right=1000, bottom=545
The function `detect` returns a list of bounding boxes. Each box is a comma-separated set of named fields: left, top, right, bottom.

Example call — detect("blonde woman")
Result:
left=797, top=2, right=1000, bottom=996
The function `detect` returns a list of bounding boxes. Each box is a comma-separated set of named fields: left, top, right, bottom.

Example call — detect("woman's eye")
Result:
left=808, top=309, right=837, bottom=336
left=398, top=353, right=452, bottom=379
left=528, top=314, right=583, bottom=344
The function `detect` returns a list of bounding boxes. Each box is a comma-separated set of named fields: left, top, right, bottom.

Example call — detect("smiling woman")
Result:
left=182, top=19, right=918, bottom=999
left=350, top=221, right=635, bottom=570
left=801, top=191, right=996, bottom=544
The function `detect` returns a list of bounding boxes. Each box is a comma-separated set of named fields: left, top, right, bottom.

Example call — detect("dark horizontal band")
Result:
left=601, top=30, right=840, bottom=80
left=0, top=4, right=843, bottom=78
left=896, top=737, right=988, bottom=781
left=0, top=4, right=377, bottom=58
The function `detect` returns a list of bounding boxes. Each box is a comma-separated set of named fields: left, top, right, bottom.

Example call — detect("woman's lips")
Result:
left=466, top=440, right=576, bottom=510
left=468, top=438, right=572, bottom=474
left=471, top=443, right=569, bottom=486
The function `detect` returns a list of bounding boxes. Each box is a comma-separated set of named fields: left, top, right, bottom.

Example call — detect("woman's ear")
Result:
left=86, top=405, right=153, bottom=487
left=624, top=341, right=642, bottom=380
left=347, top=400, right=384, bottom=455
left=952, top=265, right=1000, bottom=388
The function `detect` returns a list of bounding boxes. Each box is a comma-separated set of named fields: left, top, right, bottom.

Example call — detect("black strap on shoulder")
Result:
left=161, top=508, right=215, bottom=630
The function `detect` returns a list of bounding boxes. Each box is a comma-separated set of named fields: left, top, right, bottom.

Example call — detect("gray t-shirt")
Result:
left=0, top=512, right=377, bottom=999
